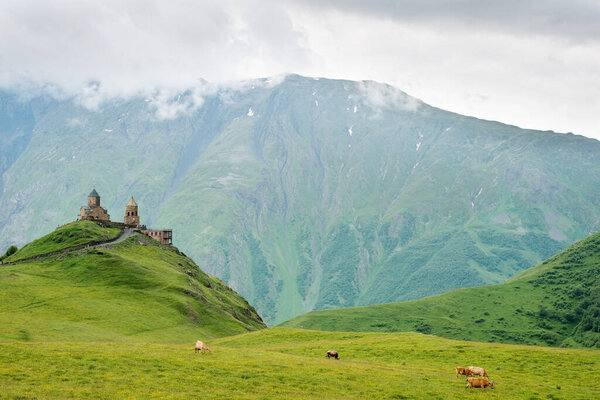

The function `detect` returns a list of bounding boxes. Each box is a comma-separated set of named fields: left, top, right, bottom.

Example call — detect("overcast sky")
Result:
left=1, top=0, right=599, bottom=139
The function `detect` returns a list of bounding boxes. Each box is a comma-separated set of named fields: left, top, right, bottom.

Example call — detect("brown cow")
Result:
left=195, top=340, right=211, bottom=354
left=467, top=366, right=489, bottom=378
left=455, top=366, right=471, bottom=378
left=466, top=377, right=494, bottom=391
left=326, top=350, right=339, bottom=360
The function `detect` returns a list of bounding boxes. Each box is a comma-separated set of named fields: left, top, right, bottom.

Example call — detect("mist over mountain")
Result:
left=1, top=74, right=600, bottom=325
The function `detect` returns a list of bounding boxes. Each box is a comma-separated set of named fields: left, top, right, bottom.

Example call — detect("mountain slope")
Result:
left=0, top=221, right=265, bottom=341
left=281, top=229, right=600, bottom=348
left=1, top=75, right=600, bottom=324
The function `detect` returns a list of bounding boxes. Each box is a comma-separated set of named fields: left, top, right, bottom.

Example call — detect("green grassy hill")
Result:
left=281, top=230, right=600, bottom=348
left=0, top=221, right=265, bottom=341
left=1, top=328, right=598, bottom=399
left=3, top=220, right=120, bottom=262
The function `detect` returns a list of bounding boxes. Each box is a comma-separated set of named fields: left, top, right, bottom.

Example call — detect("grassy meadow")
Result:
left=1, top=328, right=598, bottom=399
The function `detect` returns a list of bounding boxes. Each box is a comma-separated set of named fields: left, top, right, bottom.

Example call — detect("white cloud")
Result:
left=293, top=0, right=600, bottom=43
left=148, top=84, right=212, bottom=120
left=289, top=7, right=600, bottom=137
left=356, top=81, right=421, bottom=113
left=0, top=0, right=311, bottom=98
left=0, top=0, right=598, bottom=139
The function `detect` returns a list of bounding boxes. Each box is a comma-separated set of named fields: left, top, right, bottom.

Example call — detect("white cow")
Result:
left=195, top=340, right=211, bottom=354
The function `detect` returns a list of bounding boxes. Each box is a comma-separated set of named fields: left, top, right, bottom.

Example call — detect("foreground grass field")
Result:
left=1, top=328, right=598, bottom=399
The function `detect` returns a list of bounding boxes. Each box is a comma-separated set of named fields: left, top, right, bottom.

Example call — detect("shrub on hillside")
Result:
left=0, top=245, right=18, bottom=261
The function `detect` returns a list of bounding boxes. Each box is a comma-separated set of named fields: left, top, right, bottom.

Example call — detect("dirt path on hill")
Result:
left=96, top=228, right=136, bottom=246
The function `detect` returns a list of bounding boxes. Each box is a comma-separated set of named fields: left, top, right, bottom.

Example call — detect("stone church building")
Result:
left=77, top=189, right=110, bottom=222
left=77, top=189, right=172, bottom=245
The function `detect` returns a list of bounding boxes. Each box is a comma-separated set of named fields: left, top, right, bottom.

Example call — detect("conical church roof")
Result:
left=126, top=196, right=137, bottom=207
left=89, top=188, right=99, bottom=197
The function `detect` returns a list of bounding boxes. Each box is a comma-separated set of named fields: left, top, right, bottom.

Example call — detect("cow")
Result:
left=195, top=340, right=211, bottom=354
left=467, top=366, right=489, bottom=378
left=326, top=350, right=339, bottom=360
left=455, top=366, right=471, bottom=378
left=466, top=377, right=494, bottom=391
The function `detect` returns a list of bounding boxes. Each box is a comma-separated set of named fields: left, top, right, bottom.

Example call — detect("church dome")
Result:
left=89, top=188, right=100, bottom=197
left=126, top=196, right=138, bottom=207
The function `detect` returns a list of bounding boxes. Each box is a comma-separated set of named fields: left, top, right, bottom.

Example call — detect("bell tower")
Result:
left=88, top=188, right=100, bottom=208
left=124, top=196, right=140, bottom=227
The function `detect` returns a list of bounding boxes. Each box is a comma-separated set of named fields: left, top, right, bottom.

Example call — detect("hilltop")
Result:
left=281, top=229, right=600, bottom=348
left=3, top=220, right=121, bottom=262
left=0, top=221, right=265, bottom=342
left=2, top=75, right=600, bottom=324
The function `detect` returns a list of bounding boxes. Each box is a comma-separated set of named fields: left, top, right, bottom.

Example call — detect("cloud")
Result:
left=288, top=6, right=600, bottom=138
left=151, top=96, right=199, bottom=121
left=75, top=82, right=105, bottom=111
left=148, top=75, right=288, bottom=120
left=291, top=0, right=600, bottom=43
left=356, top=81, right=421, bottom=114
left=0, top=0, right=598, bottom=139
left=147, top=85, right=209, bottom=121
left=0, top=0, right=312, bottom=98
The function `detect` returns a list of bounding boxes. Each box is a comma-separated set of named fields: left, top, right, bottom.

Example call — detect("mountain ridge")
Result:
left=1, top=74, right=600, bottom=324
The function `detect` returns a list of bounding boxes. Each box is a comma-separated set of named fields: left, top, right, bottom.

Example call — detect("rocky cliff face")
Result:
left=1, top=75, right=600, bottom=324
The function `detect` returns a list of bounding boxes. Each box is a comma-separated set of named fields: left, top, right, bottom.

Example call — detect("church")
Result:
left=77, top=189, right=172, bottom=245
left=77, top=189, right=110, bottom=222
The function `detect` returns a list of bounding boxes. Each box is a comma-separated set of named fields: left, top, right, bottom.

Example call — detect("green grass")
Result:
left=0, top=225, right=264, bottom=342
left=281, top=230, right=600, bottom=348
left=4, top=221, right=121, bottom=262
left=0, top=328, right=598, bottom=399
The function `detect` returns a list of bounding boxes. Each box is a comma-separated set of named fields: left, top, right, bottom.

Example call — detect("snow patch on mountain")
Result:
left=472, top=188, right=483, bottom=208
left=416, top=133, right=424, bottom=151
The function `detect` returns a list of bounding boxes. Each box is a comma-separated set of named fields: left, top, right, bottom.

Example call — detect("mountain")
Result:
left=0, top=221, right=265, bottom=341
left=281, top=229, right=600, bottom=348
left=1, top=75, right=600, bottom=325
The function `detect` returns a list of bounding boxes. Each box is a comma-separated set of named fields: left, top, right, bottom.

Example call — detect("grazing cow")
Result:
left=326, top=350, right=339, bottom=360
left=195, top=340, right=211, bottom=354
left=466, top=377, right=494, bottom=391
left=455, top=366, right=470, bottom=378
left=467, top=366, right=489, bottom=378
